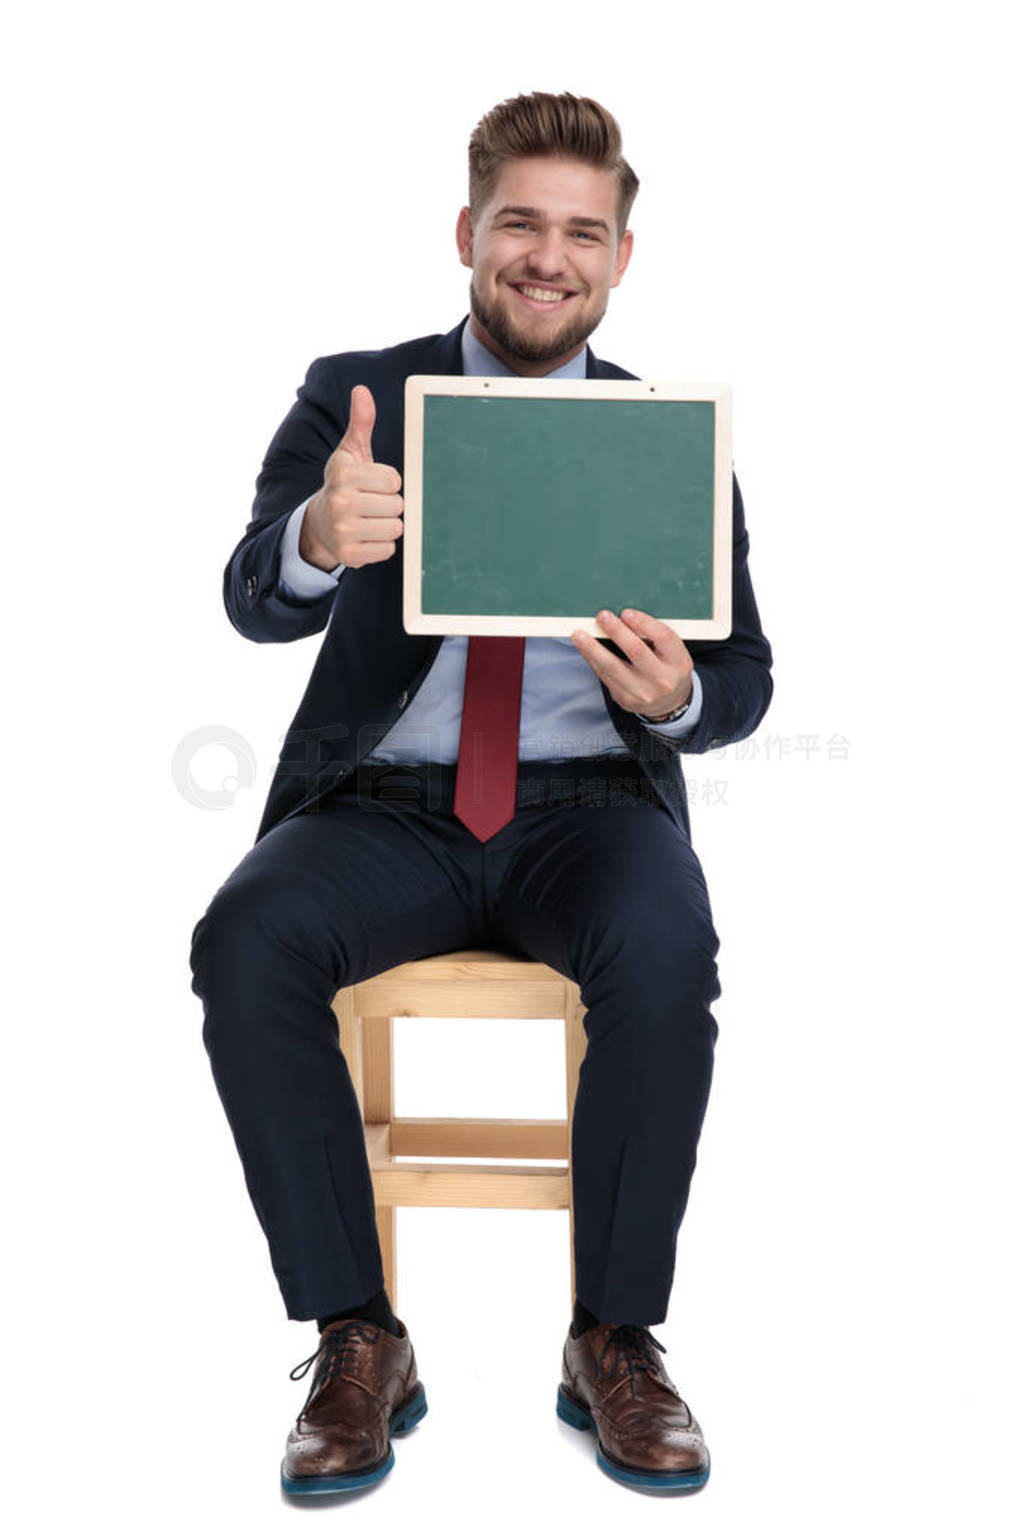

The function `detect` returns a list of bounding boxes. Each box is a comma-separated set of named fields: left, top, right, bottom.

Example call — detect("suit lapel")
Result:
left=423, top=315, right=469, bottom=375
left=586, top=343, right=634, bottom=380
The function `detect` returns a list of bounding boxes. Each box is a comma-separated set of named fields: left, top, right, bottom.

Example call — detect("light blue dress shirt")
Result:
left=277, top=324, right=704, bottom=762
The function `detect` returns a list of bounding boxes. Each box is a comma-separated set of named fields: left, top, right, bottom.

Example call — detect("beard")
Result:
left=469, top=276, right=607, bottom=364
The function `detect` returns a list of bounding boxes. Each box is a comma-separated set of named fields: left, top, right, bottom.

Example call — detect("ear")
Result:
left=609, top=228, right=634, bottom=289
left=456, top=206, right=474, bottom=270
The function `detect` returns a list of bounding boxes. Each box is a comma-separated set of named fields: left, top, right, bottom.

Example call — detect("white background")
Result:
left=3, top=1, right=1021, bottom=1530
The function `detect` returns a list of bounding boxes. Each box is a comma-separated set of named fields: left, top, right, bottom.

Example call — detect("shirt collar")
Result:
left=461, top=320, right=587, bottom=380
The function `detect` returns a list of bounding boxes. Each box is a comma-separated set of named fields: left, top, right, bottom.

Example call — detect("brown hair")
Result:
left=468, top=92, right=639, bottom=239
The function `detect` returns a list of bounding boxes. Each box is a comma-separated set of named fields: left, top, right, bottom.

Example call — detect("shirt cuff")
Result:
left=277, top=497, right=346, bottom=600
left=638, top=669, right=704, bottom=737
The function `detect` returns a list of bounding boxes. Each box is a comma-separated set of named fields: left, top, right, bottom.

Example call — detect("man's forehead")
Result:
left=485, top=156, right=618, bottom=221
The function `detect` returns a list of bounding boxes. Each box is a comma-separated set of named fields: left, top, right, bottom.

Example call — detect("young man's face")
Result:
left=456, top=155, right=634, bottom=375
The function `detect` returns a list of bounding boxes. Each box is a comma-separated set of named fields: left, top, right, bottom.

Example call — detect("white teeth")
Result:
left=517, top=285, right=570, bottom=303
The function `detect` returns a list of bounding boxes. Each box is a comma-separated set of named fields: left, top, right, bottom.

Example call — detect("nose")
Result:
left=523, top=227, right=570, bottom=280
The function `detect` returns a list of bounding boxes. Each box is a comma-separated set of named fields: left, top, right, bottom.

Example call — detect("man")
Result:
left=190, top=91, right=773, bottom=1497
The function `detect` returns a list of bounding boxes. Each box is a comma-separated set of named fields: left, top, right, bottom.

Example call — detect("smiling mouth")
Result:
left=511, top=283, right=578, bottom=308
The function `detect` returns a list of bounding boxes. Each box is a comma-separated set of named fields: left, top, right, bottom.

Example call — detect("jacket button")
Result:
left=246, top=575, right=258, bottom=599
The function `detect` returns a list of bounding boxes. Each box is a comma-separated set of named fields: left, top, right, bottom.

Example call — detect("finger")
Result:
left=350, top=541, right=398, bottom=562
left=575, top=612, right=679, bottom=704
left=570, top=627, right=627, bottom=688
left=350, top=520, right=404, bottom=542
left=617, top=608, right=685, bottom=662
left=593, top=608, right=651, bottom=664
left=348, top=495, right=404, bottom=523
left=336, top=461, right=402, bottom=494
left=336, top=384, right=376, bottom=463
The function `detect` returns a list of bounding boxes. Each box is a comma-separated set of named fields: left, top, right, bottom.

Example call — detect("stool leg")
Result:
left=362, top=1015, right=398, bottom=1315
left=333, top=991, right=364, bottom=1109
left=563, top=983, right=587, bottom=1319
left=332, top=996, right=397, bottom=1311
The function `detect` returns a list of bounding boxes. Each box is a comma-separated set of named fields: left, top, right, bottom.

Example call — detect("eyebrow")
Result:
left=493, top=204, right=611, bottom=235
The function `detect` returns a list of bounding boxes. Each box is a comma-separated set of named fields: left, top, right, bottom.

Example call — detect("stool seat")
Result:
left=330, top=949, right=587, bottom=1314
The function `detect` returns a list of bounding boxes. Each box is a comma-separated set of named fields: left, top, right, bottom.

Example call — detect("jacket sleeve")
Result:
left=642, top=471, right=774, bottom=754
left=222, top=357, right=347, bottom=643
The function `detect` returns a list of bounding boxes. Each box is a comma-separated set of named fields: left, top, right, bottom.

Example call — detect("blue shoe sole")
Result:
left=280, top=1381, right=428, bottom=1495
left=556, top=1383, right=710, bottom=1493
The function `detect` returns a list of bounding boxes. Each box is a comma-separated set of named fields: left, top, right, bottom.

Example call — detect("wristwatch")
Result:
left=636, top=698, right=691, bottom=725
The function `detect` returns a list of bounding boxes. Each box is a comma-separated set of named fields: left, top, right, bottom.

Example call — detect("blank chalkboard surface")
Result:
left=403, top=374, right=733, bottom=640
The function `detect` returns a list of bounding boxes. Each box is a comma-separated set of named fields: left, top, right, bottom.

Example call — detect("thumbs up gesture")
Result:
left=299, top=385, right=405, bottom=570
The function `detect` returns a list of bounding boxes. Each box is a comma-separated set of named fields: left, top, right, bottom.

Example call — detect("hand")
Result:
left=570, top=608, right=694, bottom=719
left=299, top=385, right=404, bottom=570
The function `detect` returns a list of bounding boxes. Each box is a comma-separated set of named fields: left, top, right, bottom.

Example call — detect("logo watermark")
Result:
left=171, top=725, right=258, bottom=810
left=170, top=722, right=851, bottom=811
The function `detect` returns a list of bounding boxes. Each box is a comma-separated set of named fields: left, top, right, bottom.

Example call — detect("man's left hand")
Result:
left=570, top=609, right=694, bottom=719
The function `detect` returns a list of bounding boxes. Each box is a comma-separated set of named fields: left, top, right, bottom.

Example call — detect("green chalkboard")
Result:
left=403, top=375, right=733, bottom=640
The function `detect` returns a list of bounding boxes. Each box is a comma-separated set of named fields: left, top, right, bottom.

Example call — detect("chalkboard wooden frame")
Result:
left=403, top=374, right=733, bottom=640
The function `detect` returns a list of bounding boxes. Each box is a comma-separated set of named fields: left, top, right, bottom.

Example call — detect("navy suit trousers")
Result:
left=189, top=755, right=722, bottom=1325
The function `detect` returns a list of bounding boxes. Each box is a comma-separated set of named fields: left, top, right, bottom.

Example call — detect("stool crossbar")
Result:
left=330, top=949, right=588, bottom=1315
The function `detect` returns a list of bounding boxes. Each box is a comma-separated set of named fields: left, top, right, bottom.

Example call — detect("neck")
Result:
left=468, top=314, right=586, bottom=377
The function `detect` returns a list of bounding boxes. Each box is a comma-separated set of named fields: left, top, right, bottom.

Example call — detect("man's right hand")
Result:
left=299, top=385, right=404, bottom=571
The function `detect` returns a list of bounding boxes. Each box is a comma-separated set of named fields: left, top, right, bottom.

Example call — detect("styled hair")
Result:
left=468, top=91, right=639, bottom=238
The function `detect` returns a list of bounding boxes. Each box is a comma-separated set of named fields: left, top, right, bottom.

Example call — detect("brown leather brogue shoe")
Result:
left=557, top=1322, right=710, bottom=1492
left=281, top=1318, right=427, bottom=1494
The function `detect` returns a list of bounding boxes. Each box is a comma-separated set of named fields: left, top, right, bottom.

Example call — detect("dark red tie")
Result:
left=453, top=636, right=526, bottom=842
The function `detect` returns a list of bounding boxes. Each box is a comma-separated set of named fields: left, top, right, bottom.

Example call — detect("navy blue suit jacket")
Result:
left=223, top=315, right=774, bottom=845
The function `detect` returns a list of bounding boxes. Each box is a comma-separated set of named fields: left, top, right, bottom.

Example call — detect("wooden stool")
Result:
left=330, top=949, right=587, bottom=1316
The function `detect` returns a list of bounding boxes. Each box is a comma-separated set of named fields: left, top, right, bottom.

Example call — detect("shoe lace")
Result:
left=595, top=1323, right=668, bottom=1392
left=289, top=1320, right=381, bottom=1407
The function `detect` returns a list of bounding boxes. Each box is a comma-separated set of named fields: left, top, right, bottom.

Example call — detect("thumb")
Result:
left=337, top=384, right=376, bottom=462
